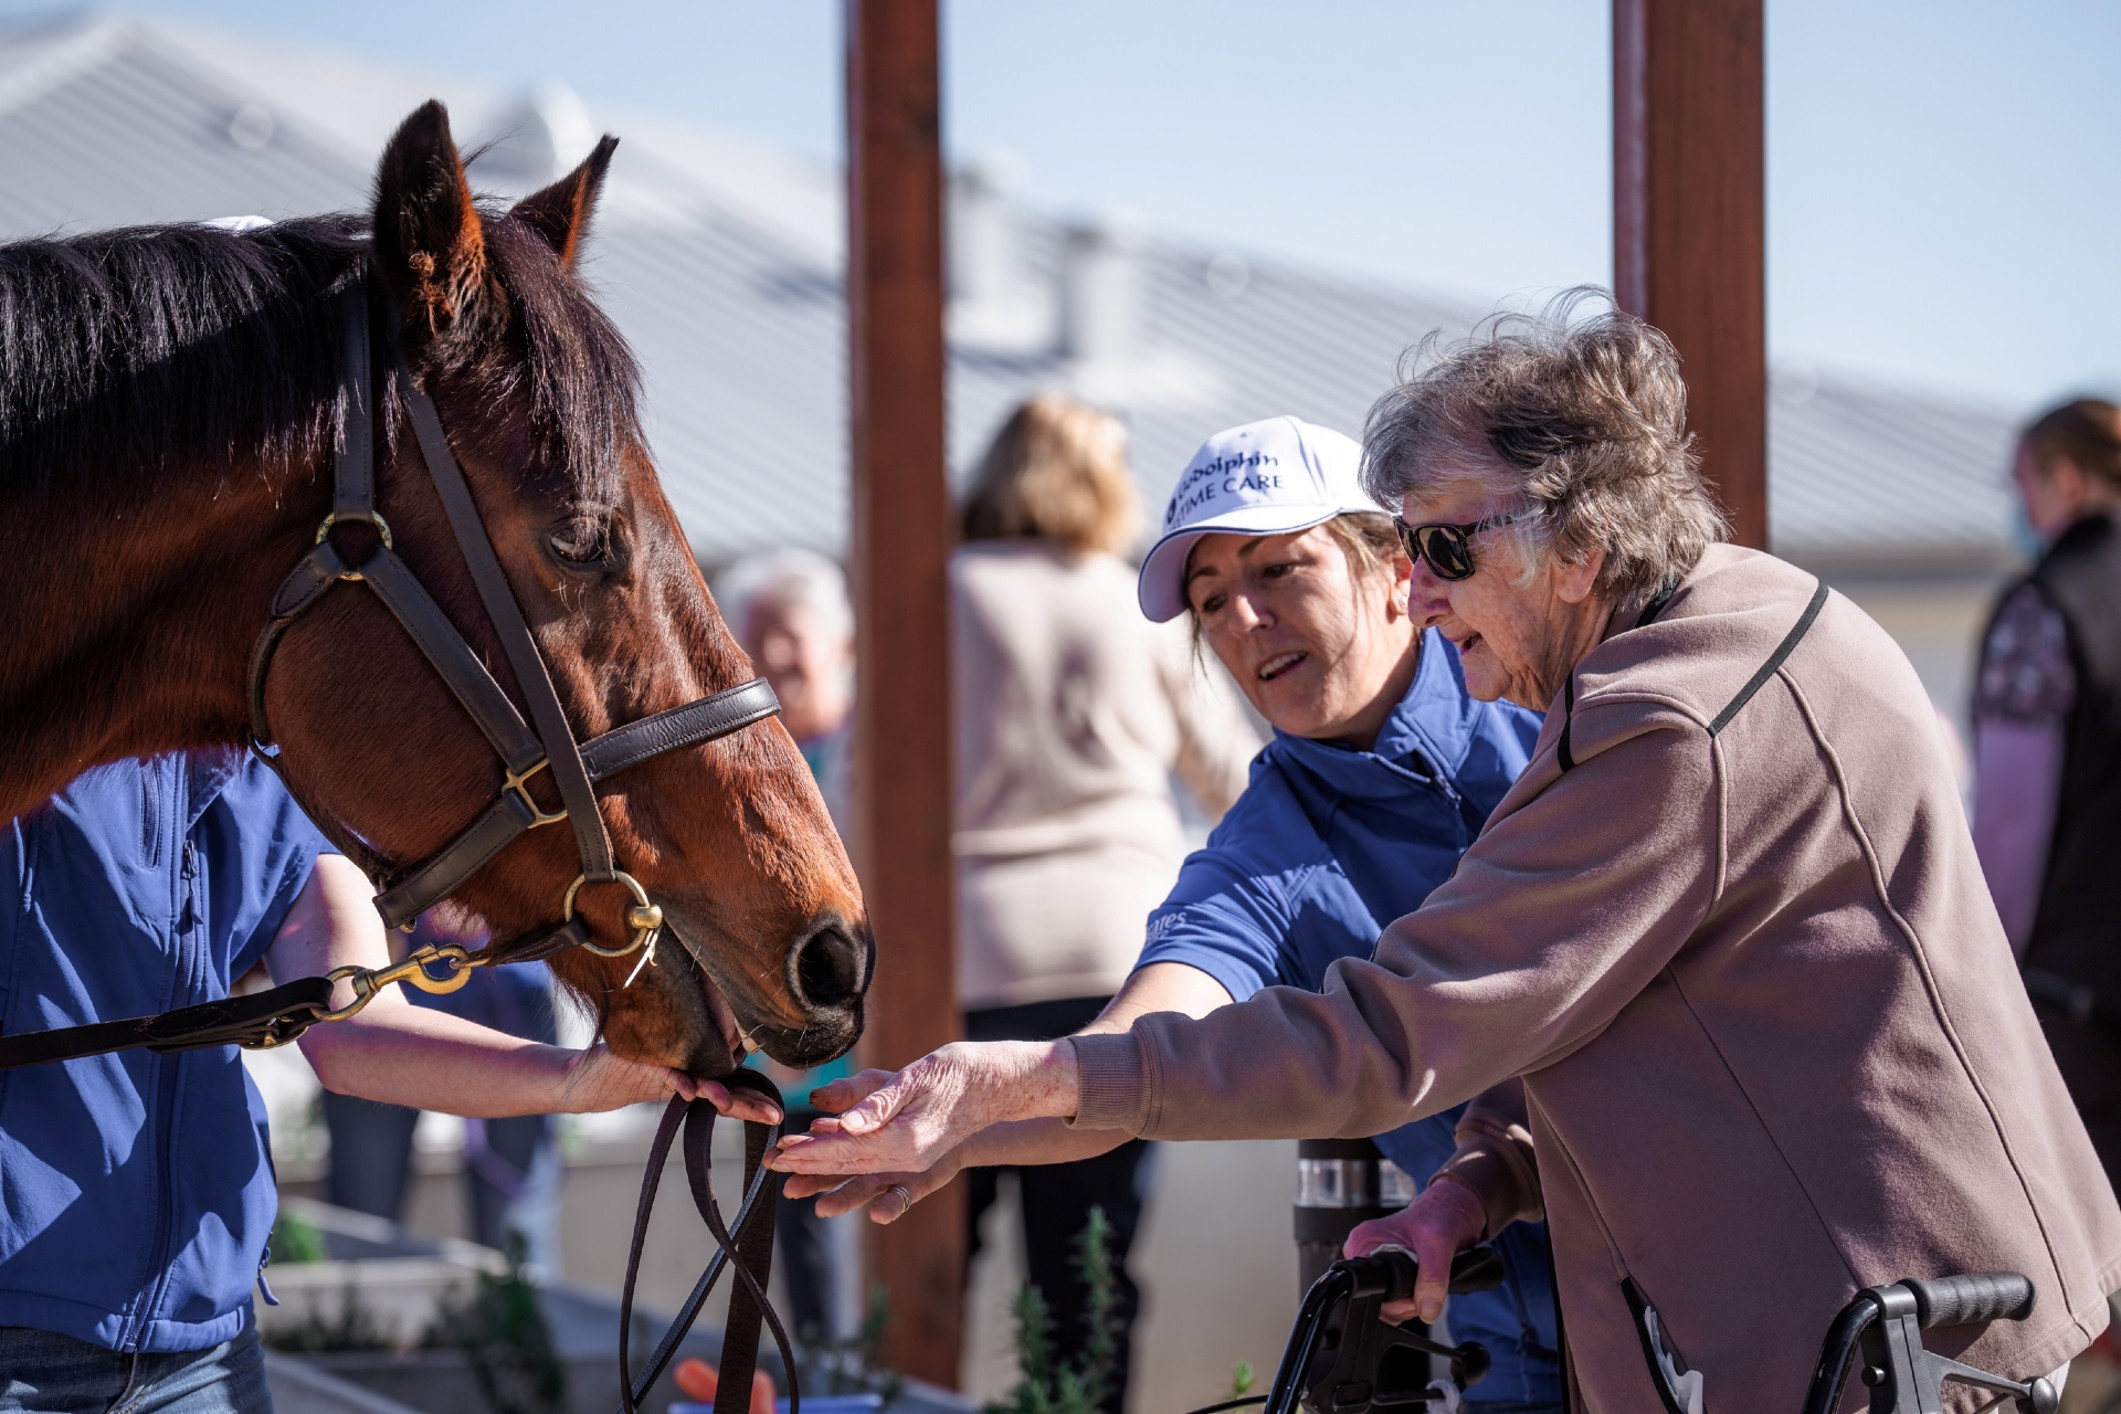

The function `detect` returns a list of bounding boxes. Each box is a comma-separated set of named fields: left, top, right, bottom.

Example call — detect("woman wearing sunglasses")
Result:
left=774, top=304, right=2121, bottom=1411
left=793, top=416, right=1561, bottom=1410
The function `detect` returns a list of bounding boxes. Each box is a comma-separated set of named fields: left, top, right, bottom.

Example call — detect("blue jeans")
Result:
left=0, top=1325, right=270, bottom=1414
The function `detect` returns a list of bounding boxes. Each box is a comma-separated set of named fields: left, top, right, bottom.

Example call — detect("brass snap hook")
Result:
left=563, top=870, right=665, bottom=966
left=313, top=943, right=479, bottom=1023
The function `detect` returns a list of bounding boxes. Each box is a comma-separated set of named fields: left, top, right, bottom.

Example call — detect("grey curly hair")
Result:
left=1359, top=289, right=1727, bottom=610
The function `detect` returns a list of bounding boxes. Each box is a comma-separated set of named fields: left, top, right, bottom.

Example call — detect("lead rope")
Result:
left=617, top=1071, right=799, bottom=1414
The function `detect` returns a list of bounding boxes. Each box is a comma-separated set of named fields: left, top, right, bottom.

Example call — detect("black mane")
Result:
left=0, top=212, right=642, bottom=504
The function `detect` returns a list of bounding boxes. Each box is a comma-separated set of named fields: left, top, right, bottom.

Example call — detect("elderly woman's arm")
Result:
left=1067, top=718, right=1715, bottom=1141
left=772, top=709, right=1717, bottom=1175
left=1429, top=1079, right=1543, bottom=1232
left=785, top=963, right=1233, bottom=1220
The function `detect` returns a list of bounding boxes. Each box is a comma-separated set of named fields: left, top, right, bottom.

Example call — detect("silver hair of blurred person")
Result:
left=711, top=547, right=855, bottom=650
left=1359, top=287, right=1727, bottom=614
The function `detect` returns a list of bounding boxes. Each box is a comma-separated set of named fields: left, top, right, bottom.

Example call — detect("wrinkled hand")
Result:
left=765, top=1040, right=1070, bottom=1178
left=1343, top=1175, right=1488, bottom=1325
left=776, top=1071, right=968, bottom=1221
left=551, top=1045, right=782, bottom=1125
left=784, top=1151, right=966, bottom=1223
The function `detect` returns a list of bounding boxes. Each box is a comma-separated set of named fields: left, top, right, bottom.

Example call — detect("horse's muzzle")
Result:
left=760, top=914, right=872, bottom=1066
left=792, top=916, right=870, bottom=1011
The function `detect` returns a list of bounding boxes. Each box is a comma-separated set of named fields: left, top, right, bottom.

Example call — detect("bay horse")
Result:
left=0, top=101, right=869, bottom=1076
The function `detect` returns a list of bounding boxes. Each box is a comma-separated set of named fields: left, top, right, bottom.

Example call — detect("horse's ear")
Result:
left=373, top=100, right=487, bottom=341
left=511, top=135, right=618, bottom=271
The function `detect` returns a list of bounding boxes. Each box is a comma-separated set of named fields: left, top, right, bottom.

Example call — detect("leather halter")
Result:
left=248, top=274, right=781, bottom=969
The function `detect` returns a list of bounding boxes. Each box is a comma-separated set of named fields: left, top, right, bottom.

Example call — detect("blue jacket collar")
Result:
left=183, top=747, right=249, bottom=835
left=1267, top=630, right=1479, bottom=799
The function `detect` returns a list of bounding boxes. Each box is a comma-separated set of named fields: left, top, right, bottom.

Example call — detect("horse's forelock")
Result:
left=471, top=211, right=644, bottom=511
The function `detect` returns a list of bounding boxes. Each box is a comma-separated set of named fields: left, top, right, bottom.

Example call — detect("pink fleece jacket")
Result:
left=1070, top=546, right=2121, bottom=1412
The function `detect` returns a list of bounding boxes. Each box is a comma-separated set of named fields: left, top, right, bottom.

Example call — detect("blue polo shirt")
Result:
left=0, top=750, right=330, bottom=1353
left=1137, top=630, right=1563, bottom=1408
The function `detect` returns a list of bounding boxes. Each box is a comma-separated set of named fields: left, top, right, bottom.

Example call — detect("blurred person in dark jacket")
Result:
left=1973, top=397, right=2121, bottom=1188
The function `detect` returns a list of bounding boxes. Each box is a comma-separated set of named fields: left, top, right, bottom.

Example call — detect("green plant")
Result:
left=423, top=1232, right=568, bottom=1414
left=262, top=1278, right=393, bottom=1354
left=1229, top=1362, right=1256, bottom=1399
left=267, top=1211, right=328, bottom=1265
left=799, top=1282, right=907, bottom=1406
left=987, top=1205, right=1125, bottom=1414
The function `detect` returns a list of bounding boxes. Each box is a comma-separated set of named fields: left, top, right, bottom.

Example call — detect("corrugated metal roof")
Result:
left=0, top=16, right=2024, bottom=572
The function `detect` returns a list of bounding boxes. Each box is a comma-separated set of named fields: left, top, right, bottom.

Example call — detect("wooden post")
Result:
left=845, top=0, right=963, bottom=1388
left=1612, top=0, right=1768, bottom=549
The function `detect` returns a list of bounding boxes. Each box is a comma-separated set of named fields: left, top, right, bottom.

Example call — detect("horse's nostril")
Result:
left=793, top=925, right=867, bottom=1009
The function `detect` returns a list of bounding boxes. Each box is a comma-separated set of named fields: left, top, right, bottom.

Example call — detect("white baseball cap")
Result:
left=1137, top=415, right=1386, bottom=622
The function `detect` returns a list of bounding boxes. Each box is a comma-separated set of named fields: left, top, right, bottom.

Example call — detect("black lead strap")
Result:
left=617, top=1072, right=797, bottom=1414
left=0, top=976, right=338, bottom=1069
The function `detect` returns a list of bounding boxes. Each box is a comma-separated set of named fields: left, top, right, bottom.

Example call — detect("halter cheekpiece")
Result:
left=246, top=271, right=782, bottom=987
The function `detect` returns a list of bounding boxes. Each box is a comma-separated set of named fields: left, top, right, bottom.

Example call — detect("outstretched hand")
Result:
left=782, top=1154, right=966, bottom=1223
left=764, top=1040, right=1076, bottom=1178
left=776, top=1069, right=967, bottom=1221
left=1343, top=1175, right=1488, bottom=1325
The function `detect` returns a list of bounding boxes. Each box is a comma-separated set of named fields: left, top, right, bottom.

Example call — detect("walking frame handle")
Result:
left=1801, top=1272, right=2056, bottom=1414
left=1260, top=1247, right=1503, bottom=1414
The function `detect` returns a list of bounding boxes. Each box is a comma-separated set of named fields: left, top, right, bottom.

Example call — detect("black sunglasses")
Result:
left=1392, top=511, right=1533, bottom=581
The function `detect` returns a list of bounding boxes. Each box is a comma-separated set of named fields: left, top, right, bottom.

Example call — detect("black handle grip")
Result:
left=1363, top=1246, right=1506, bottom=1301
left=1447, top=1247, right=1505, bottom=1294
left=1903, top=1272, right=2035, bottom=1329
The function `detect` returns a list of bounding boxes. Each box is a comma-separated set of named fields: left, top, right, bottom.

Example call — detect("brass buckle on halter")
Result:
left=314, top=943, right=479, bottom=1023
left=502, top=758, right=569, bottom=828
left=313, top=510, right=395, bottom=583
left=563, top=870, right=665, bottom=977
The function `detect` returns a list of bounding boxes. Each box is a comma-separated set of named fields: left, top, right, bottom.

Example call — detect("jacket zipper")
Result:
left=126, top=835, right=199, bottom=1351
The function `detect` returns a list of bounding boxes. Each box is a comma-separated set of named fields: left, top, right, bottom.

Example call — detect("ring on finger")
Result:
left=885, top=1183, right=914, bottom=1211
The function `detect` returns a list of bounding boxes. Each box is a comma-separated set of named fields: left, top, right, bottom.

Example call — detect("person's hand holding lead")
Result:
left=548, top=1047, right=782, bottom=1125
left=765, top=1039, right=1076, bottom=1176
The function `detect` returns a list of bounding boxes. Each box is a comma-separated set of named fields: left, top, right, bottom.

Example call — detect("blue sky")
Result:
left=53, top=0, right=2121, bottom=412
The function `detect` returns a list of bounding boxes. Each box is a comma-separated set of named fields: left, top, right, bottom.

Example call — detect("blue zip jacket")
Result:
left=0, top=750, right=329, bottom=1352
left=1136, top=630, right=1563, bottom=1408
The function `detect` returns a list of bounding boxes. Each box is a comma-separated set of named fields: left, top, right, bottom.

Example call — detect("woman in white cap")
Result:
left=799, top=414, right=1561, bottom=1411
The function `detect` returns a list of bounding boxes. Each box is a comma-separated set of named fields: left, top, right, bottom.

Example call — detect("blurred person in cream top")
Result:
left=949, top=395, right=1258, bottom=1409
left=952, top=397, right=1258, bottom=1013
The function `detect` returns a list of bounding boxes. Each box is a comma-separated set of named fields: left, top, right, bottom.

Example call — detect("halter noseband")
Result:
left=247, top=273, right=780, bottom=973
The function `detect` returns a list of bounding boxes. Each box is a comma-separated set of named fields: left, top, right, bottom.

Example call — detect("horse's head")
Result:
left=261, top=102, right=868, bottom=1074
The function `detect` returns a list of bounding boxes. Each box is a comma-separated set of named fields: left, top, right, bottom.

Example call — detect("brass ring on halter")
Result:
left=314, top=510, right=395, bottom=582
left=563, top=870, right=667, bottom=958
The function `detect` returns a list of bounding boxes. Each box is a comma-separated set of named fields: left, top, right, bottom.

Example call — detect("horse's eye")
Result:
left=548, top=517, right=612, bottom=567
